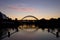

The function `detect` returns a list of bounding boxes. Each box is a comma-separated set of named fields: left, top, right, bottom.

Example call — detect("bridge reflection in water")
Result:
left=1, top=24, right=60, bottom=40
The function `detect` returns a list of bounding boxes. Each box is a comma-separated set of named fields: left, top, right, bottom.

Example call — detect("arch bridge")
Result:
left=19, top=15, right=39, bottom=24
left=21, top=15, right=38, bottom=20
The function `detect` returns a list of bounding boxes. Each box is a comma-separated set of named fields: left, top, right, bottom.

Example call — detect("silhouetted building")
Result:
left=0, top=12, right=8, bottom=20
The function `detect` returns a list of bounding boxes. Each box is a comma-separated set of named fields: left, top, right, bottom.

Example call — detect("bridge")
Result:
left=21, top=15, right=38, bottom=20
left=19, top=15, right=39, bottom=24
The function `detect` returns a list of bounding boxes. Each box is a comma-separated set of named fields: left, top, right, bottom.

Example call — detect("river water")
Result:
left=1, top=25, right=60, bottom=40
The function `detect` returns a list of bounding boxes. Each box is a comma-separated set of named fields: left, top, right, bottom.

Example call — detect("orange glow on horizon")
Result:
left=10, top=15, right=59, bottom=20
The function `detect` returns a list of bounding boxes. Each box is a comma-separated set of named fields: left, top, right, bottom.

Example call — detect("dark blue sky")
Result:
left=0, top=0, right=60, bottom=19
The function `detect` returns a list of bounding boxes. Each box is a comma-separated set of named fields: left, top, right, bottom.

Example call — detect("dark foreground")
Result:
left=0, top=24, right=60, bottom=40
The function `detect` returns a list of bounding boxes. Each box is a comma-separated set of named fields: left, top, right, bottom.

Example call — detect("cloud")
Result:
left=8, top=6, right=39, bottom=13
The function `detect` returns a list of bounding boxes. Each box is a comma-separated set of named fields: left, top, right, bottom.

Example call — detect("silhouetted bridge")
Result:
left=18, top=15, right=39, bottom=24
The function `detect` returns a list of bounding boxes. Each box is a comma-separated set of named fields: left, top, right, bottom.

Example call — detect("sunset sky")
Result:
left=0, top=0, right=60, bottom=20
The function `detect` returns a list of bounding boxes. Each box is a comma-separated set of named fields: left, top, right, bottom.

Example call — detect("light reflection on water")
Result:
left=2, top=25, right=60, bottom=40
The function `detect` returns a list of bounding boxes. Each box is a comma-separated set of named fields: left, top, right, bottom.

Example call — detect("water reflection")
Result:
left=47, top=28, right=60, bottom=38
left=0, top=24, right=60, bottom=40
left=19, top=24, right=38, bottom=33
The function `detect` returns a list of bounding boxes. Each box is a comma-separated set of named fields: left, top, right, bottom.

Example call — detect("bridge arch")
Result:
left=21, top=15, right=38, bottom=20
